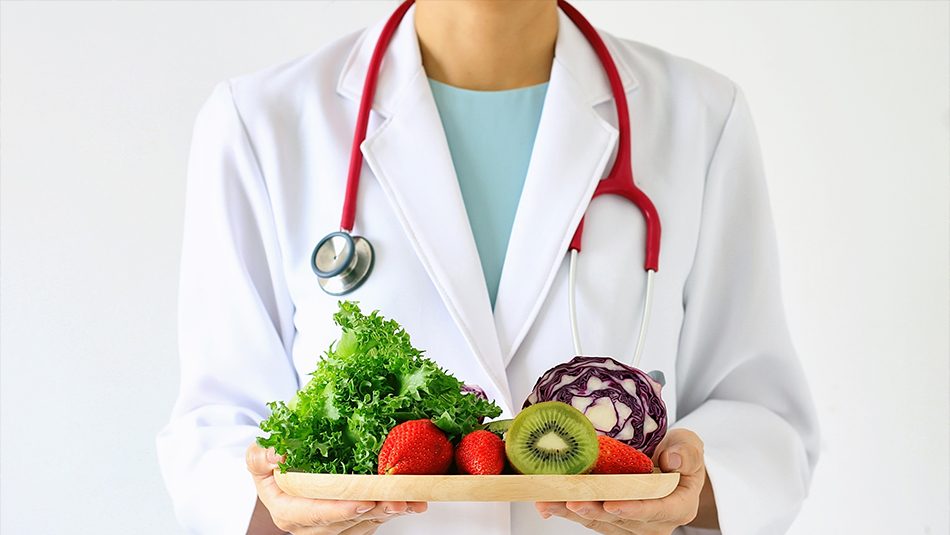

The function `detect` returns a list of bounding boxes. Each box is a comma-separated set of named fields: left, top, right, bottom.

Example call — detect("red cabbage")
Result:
left=461, top=384, right=489, bottom=423
left=461, top=383, right=488, bottom=401
left=523, top=356, right=667, bottom=456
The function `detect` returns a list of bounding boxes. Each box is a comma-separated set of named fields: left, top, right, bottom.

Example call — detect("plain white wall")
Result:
left=1, top=1, right=947, bottom=533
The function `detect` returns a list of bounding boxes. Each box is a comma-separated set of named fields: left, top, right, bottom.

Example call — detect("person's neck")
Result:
left=414, top=0, right=558, bottom=91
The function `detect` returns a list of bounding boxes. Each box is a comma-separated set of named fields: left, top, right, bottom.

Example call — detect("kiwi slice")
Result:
left=480, top=418, right=513, bottom=438
left=505, top=401, right=599, bottom=475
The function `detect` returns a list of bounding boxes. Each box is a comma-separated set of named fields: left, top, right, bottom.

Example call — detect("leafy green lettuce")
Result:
left=258, top=301, right=502, bottom=474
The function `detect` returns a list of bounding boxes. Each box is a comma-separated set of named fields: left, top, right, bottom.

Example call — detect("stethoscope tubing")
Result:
left=558, top=0, right=661, bottom=272
left=569, top=250, right=655, bottom=369
left=316, top=0, right=662, bottom=368
left=339, top=0, right=414, bottom=233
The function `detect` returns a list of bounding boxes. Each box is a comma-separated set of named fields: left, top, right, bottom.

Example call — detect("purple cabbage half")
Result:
left=523, top=356, right=667, bottom=456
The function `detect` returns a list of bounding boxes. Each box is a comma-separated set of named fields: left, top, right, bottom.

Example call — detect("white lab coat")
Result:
left=157, top=5, right=819, bottom=535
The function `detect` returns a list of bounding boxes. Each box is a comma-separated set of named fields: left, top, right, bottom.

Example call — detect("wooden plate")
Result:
left=274, top=470, right=679, bottom=502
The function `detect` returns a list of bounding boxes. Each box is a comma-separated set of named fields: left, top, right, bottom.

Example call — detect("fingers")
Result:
left=353, top=501, right=424, bottom=521
left=534, top=502, right=548, bottom=517
left=278, top=494, right=378, bottom=527
left=405, top=502, right=428, bottom=514
left=537, top=502, right=573, bottom=520
left=248, top=444, right=382, bottom=530
left=564, top=499, right=690, bottom=530
left=246, top=443, right=285, bottom=480
left=303, top=500, right=385, bottom=525
left=380, top=502, right=407, bottom=515
left=312, top=502, right=425, bottom=533
left=245, top=443, right=428, bottom=530
left=603, top=492, right=697, bottom=526
left=657, top=443, right=701, bottom=476
left=535, top=502, right=626, bottom=535
left=653, top=429, right=704, bottom=476
left=542, top=488, right=701, bottom=528
left=276, top=497, right=380, bottom=530
left=564, top=501, right=617, bottom=523
left=598, top=439, right=707, bottom=527
left=530, top=431, right=707, bottom=531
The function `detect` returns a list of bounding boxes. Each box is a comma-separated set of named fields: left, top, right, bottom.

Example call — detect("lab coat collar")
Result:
left=336, top=4, right=639, bottom=411
left=337, top=4, right=639, bottom=117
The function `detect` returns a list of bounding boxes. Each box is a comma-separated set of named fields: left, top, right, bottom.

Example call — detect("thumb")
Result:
left=655, top=432, right=704, bottom=475
left=245, top=443, right=285, bottom=480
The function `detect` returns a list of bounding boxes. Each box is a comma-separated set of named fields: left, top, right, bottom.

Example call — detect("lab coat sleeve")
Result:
left=671, top=86, right=820, bottom=535
left=156, top=80, right=299, bottom=535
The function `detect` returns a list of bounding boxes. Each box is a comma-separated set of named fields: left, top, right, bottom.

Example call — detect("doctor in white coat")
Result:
left=156, top=1, right=820, bottom=534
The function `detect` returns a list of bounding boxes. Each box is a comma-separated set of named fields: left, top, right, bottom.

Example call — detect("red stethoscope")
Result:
left=311, top=0, right=662, bottom=369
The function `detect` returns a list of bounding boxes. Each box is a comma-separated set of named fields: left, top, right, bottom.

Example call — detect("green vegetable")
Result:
left=257, top=301, right=502, bottom=474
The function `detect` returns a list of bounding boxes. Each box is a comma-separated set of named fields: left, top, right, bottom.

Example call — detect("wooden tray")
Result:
left=274, top=470, right=679, bottom=502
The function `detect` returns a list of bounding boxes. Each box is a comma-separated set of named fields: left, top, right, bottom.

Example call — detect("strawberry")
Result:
left=377, top=419, right=454, bottom=475
left=592, top=435, right=654, bottom=474
left=455, top=430, right=506, bottom=475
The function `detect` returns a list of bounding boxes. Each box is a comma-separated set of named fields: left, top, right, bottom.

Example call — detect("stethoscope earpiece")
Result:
left=312, top=231, right=375, bottom=296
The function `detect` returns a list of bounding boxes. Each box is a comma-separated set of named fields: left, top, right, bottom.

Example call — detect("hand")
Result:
left=535, top=429, right=706, bottom=535
left=246, top=443, right=427, bottom=535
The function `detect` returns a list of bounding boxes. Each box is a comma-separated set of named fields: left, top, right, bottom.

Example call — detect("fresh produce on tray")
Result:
left=257, top=301, right=501, bottom=474
left=592, top=436, right=654, bottom=474
left=377, top=419, right=454, bottom=475
left=524, top=355, right=668, bottom=456
left=455, top=430, right=506, bottom=475
left=258, top=302, right=666, bottom=479
left=505, top=401, right=599, bottom=475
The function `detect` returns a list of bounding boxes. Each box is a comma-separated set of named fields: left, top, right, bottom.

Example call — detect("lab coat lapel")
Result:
left=493, top=10, right=640, bottom=365
left=338, top=6, right=513, bottom=411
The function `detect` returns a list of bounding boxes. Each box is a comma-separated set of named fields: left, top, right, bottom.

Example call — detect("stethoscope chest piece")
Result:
left=312, top=231, right=375, bottom=296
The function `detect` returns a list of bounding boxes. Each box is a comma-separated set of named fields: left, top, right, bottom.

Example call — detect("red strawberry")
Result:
left=378, top=419, right=454, bottom=475
left=455, top=430, right=506, bottom=475
left=592, top=435, right=654, bottom=474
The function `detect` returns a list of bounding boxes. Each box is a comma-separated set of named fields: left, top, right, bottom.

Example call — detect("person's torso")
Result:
left=225, top=7, right=735, bottom=533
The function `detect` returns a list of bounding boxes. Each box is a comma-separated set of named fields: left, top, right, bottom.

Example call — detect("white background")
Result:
left=1, top=1, right=947, bottom=533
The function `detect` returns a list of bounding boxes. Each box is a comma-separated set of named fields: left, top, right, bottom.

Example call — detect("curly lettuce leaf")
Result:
left=258, top=301, right=502, bottom=474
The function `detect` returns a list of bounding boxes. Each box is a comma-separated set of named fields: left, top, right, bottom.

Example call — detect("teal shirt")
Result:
left=428, top=78, right=548, bottom=309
